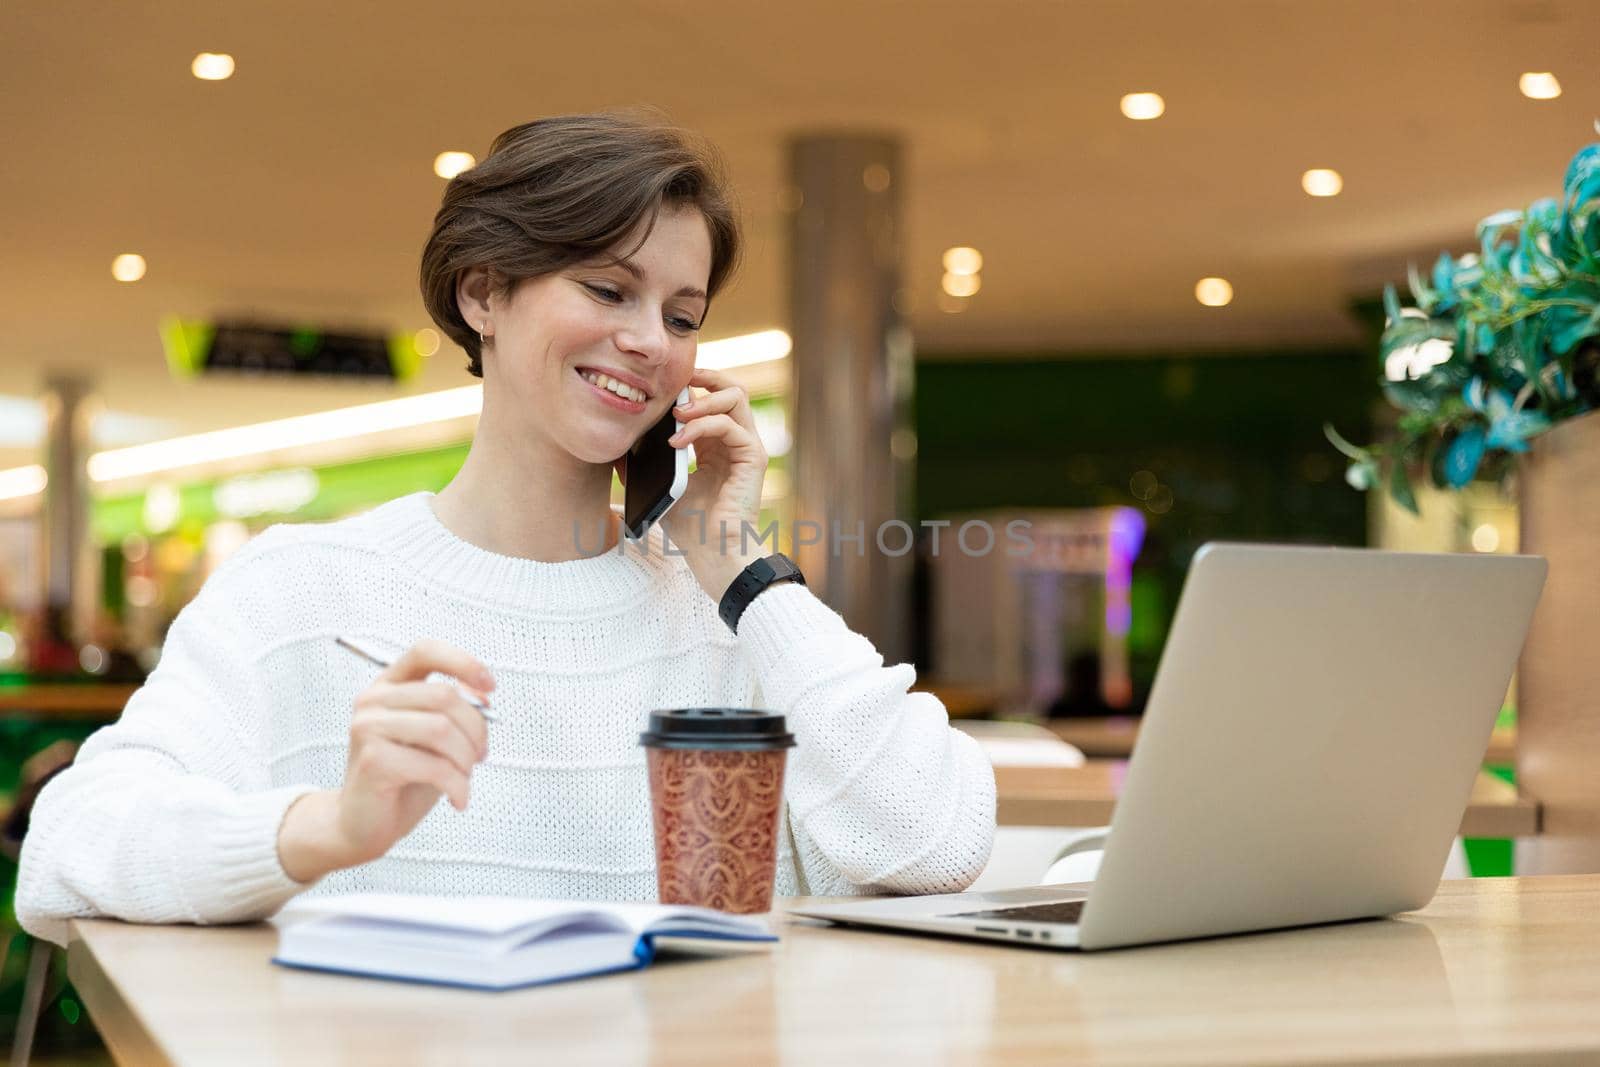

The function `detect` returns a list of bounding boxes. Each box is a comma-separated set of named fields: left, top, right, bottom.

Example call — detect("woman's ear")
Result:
left=456, top=266, right=494, bottom=332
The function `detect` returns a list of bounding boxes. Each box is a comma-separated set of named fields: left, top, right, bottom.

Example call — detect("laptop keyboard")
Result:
left=948, top=900, right=1086, bottom=925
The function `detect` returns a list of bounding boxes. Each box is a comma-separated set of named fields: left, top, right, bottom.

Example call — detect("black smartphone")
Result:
left=623, top=387, right=692, bottom=541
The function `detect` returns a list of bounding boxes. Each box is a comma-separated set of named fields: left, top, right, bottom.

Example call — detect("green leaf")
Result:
left=1550, top=303, right=1600, bottom=354
left=1390, top=460, right=1419, bottom=515
left=1383, top=284, right=1404, bottom=326
left=1407, top=262, right=1436, bottom=313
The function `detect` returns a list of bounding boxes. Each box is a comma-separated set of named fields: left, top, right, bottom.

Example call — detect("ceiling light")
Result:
left=937, top=293, right=969, bottom=314
left=413, top=328, right=441, bottom=358
left=942, top=247, right=983, bottom=275
left=1518, top=72, right=1561, bottom=100
left=191, top=53, right=235, bottom=81
left=433, top=152, right=476, bottom=179
left=0, top=465, right=47, bottom=502
left=942, top=272, right=981, bottom=298
left=87, top=387, right=485, bottom=483
left=697, top=329, right=792, bottom=371
left=862, top=164, right=892, bottom=192
left=1195, top=277, right=1233, bottom=307
left=1301, top=169, right=1344, bottom=197
left=1120, top=93, right=1165, bottom=121
left=111, top=254, right=147, bottom=283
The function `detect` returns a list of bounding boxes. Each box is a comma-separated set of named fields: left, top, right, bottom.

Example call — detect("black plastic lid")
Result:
left=639, top=708, right=796, bottom=751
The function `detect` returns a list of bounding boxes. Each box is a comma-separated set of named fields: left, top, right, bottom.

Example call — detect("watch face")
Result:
left=769, top=554, right=802, bottom=582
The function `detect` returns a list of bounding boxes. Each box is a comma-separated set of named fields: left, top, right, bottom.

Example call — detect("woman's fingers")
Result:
left=356, top=681, right=488, bottom=758
left=380, top=638, right=495, bottom=694
left=669, top=412, right=762, bottom=454
left=358, top=738, right=472, bottom=811
left=679, top=370, right=758, bottom=433
left=358, top=708, right=484, bottom=778
left=686, top=366, right=745, bottom=394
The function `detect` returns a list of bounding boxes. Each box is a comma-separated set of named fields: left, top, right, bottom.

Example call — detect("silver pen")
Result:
left=334, top=636, right=499, bottom=722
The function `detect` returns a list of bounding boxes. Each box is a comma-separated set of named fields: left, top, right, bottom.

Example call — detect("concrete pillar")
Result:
left=39, top=376, right=95, bottom=647
left=787, top=134, right=914, bottom=665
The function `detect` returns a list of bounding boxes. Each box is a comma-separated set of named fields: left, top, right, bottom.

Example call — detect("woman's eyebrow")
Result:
left=610, top=257, right=707, bottom=302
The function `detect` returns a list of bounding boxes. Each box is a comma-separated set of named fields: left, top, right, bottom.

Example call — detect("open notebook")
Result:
left=271, top=893, right=778, bottom=991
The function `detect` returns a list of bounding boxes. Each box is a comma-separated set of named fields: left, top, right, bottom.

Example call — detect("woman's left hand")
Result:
left=664, top=368, right=767, bottom=548
left=660, top=368, right=768, bottom=594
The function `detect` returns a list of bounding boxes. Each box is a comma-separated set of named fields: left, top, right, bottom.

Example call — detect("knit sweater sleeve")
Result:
left=15, top=553, right=318, bottom=947
left=733, top=582, right=995, bottom=897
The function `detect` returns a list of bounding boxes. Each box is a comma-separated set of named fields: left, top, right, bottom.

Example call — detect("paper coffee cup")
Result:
left=639, top=708, right=796, bottom=914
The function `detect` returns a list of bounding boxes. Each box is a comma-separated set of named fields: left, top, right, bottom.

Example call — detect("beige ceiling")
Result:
left=2, top=0, right=1596, bottom=471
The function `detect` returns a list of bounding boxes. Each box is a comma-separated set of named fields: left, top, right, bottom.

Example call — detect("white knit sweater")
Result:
left=15, top=492, right=995, bottom=946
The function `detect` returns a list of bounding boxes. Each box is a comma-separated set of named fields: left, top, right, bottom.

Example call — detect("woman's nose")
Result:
left=616, top=312, right=670, bottom=364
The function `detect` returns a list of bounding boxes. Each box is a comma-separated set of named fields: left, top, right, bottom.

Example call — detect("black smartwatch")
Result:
left=719, top=553, right=806, bottom=633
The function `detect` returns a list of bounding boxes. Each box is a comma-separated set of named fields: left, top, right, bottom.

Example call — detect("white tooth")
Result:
left=582, top=370, right=643, bottom=402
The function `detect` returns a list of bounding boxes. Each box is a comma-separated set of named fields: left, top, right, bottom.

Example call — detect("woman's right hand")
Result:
left=276, top=640, right=495, bottom=884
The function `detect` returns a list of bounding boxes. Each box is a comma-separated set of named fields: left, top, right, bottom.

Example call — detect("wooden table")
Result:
left=1046, top=717, right=1521, bottom=766
left=0, top=683, right=137, bottom=720
left=66, top=876, right=1600, bottom=1065
left=1046, top=716, right=1143, bottom=758
left=995, top=760, right=1540, bottom=838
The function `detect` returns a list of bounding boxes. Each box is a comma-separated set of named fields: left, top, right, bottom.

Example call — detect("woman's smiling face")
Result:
left=478, top=202, right=713, bottom=465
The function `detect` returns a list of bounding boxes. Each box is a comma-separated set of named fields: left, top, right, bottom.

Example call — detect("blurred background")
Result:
left=2, top=1, right=1595, bottom=1058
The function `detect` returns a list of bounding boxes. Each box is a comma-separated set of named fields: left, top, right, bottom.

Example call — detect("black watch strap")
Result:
left=719, top=553, right=806, bottom=633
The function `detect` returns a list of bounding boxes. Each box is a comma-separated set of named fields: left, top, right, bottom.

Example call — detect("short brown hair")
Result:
left=420, top=111, right=742, bottom=376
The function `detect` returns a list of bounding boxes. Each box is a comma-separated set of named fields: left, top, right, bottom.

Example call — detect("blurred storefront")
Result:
left=0, top=391, right=794, bottom=681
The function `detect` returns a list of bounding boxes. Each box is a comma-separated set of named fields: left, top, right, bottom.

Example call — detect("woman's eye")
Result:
left=668, top=316, right=701, bottom=333
left=584, top=284, right=623, bottom=302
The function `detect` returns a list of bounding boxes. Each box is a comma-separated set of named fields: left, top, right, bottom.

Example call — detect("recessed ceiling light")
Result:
left=1120, top=93, right=1165, bottom=121
left=191, top=53, right=235, bottom=81
left=937, top=293, right=969, bottom=314
left=413, top=328, right=441, bottom=358
left=942, top=272, right=981, bottom=298
left=1195, top=277, right=1233, bottom=307
left=942, top=246, right=983, bottom=275
left=1518, top=72, right=1561, bottom=100
left=111, top=254, right=147, bottom=283
left=1301, top=168, right=1344, bottom=197
left=433, top=152, right=477, bottom=180
left=862, top=163, right=892, bottom=192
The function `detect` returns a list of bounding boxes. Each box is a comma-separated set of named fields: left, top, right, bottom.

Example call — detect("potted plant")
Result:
left=1326, top=129, right=1600, bottom=512
left=1327, top=127, right=1600, bottom=875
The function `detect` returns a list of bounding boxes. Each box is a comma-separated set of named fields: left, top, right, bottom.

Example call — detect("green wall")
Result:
left=912, top=348, right=1381, bottom=699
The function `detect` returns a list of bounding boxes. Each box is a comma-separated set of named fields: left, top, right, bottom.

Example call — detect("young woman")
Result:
left=16, top=114, right=996, bottom=946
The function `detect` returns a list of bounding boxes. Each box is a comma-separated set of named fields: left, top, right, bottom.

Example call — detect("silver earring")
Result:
left=477, top=324, right=488, bottom=346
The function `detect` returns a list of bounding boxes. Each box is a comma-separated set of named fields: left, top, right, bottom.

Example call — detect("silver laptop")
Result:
left=791, top=543, right=1546, bottom=951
